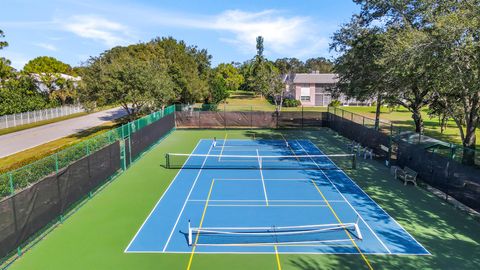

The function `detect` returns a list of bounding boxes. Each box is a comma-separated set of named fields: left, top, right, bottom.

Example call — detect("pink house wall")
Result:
left=294, top=84, right=316, bottom=106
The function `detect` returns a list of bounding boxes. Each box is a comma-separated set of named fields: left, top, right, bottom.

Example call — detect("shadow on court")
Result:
left=244, top=128, right=480, bottom=270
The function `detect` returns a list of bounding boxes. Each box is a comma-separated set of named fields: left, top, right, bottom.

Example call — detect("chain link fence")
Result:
left=0, top=105, right=175, bottom=265
left=174, top=104, right=328, bottom=129
left=0, top=105, right=84, bottom=130
left=327, top=106, right=480, bottom=213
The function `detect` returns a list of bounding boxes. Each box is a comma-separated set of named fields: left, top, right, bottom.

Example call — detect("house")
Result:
left=30, top=73, right=81, bottom=93
left=283, top=72, right=371, bottom=106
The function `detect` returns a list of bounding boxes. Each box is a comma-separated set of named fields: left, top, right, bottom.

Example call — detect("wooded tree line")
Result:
left=1, top=26, right=333, bottom=118
left=331, top=0, right=480, bottom=164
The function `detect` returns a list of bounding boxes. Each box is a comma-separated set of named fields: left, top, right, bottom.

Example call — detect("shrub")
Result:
left=283, top=98, right=301, bottom=107
left=328, top=100, right=341, bottom=107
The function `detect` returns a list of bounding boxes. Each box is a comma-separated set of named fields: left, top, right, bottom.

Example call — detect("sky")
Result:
left=0, top=0, right=360, bottom=70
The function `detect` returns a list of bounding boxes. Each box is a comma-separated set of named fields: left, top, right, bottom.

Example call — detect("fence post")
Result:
left=250, top=106, right=253, bottom=130
left=128, top=124, right=132, bottom=164
left=301, top=106, right=304, bottom=129
left=224, top=102, right=227, bottom=129
left=55, top=153, right=59, bottom=173
left=120, top=140, right=127, bottom=171
left=9, top=173, right=14, bottom=195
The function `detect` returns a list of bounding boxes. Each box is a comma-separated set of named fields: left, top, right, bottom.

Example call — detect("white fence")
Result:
left=0, top=105, right=84, bottom=130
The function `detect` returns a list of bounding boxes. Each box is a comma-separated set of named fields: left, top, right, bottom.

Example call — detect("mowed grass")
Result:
left=342, top=106, right=480, bottom=147
left=223, top=91, right=327, bottom=112
left=8, top=129, right=480, bottom=270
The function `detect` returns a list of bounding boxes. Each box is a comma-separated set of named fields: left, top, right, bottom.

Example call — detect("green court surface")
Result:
left=8, top=129, right=480, bottom=270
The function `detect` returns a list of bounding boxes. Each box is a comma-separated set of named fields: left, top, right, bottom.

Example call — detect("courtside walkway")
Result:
left=0, top=107, right=127, bottom=158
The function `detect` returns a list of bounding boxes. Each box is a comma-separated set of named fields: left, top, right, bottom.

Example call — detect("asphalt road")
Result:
left=0, top=107, right=128, bottom=158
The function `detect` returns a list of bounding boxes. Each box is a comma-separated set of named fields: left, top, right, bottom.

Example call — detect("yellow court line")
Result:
left=274, top=245, right=282, bottom=270
left=311, top=180, right=374, bottom=270
left=186, top=179, right=215, bottom=270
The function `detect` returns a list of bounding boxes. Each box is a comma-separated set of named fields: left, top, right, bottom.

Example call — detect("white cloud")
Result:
left=35, top=42, right=57, bottom=51
left=62, top=15, right=133, bottom=47
left=148, top=9, right=330, bottom=57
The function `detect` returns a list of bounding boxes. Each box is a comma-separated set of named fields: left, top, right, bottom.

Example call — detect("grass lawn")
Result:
left=341, top=106, right=480, bottom=147
left=222, top=91, right=327, bottom=112
left=7, top=129, right=480, bottom=270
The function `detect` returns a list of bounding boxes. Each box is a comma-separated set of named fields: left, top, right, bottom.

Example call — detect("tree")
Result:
left=208, top=76, right=229, bottom=105
left=245, top=36, right=286, bottom=108
left=152, top=37, right=210, bottom=104
left=428, top=0, right=480, bottom=164
left=81, top=43, right=175, bottom=119
left=23, top=56, right=77, bottom=104
left=337, top=0, right=440, bottom=133
left=273, top=58, right=306, bottom=74
left=0, top=29, right=14, bottom=80
left=331, top=17, right=387, bottom=130
left=304, top=57, right=334, bottom=73
left=381, top=27, right=436, bottom=133
left=0, top=29, right=7, bottom=50
left=214, top=63, right=244, bottom=91
left=23, top=56, right=73, bottom=75
left=0, top=75, right=49, bottom=115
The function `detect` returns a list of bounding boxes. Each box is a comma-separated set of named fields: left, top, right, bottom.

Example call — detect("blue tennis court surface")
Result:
left=125, top=139, right=429, bottom=255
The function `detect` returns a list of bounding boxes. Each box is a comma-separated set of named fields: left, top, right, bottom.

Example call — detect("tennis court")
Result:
left=7, top=129, right=480, bottom=270
left=125, top=138, right=429, bottom=263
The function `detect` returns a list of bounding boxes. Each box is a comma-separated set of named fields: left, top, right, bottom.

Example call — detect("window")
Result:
left=300, top=87, right=310, bottom=101
left=301, top=96, right=310, bottom=101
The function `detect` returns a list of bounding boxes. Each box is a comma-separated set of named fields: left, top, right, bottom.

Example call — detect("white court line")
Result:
left=188, top=199, right=346, bottom=202
left=218, top=135, right=227, bottom=161
left=124, top=139, right=204, bottom=253
left=296, top=140, right=392, bottom=254
left=125, top=250, right=430, bottom=255
left=214, top=178, right=316, bottom=181
left=306, top=140, right=431, bottom=255
left=256, top=149, right=268, bottom=205
left=207, top=204, right=329, bottom=207
left=162, top=142, right=214, bottom=252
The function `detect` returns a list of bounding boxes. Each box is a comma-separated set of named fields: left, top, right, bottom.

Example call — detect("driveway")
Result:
left=0, top=107, right=128, bottom=158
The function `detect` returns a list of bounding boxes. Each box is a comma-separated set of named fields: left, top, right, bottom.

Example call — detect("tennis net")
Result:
left=188, top=221, right=363, bottom=246
left=165, top=153, right=356, bottom=170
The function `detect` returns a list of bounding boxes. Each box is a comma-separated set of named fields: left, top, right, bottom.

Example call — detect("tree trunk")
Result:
left=412, top=108, right=424, bottom=133
left=462, top=120, right=477, bottom=165
left=374, top=94, right=382, bottom=131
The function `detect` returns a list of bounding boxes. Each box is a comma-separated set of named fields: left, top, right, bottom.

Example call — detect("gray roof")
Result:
left=292, top=73, right=339, bottom=84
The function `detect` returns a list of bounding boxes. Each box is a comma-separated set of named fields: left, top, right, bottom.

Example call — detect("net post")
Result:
left=188, top=220, right=192, bottom=246
left=355, top=216, right=363, bottom=240
left=165, top=153, right=170, bottom=169
left=352, top=154, right=357, bottom=169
